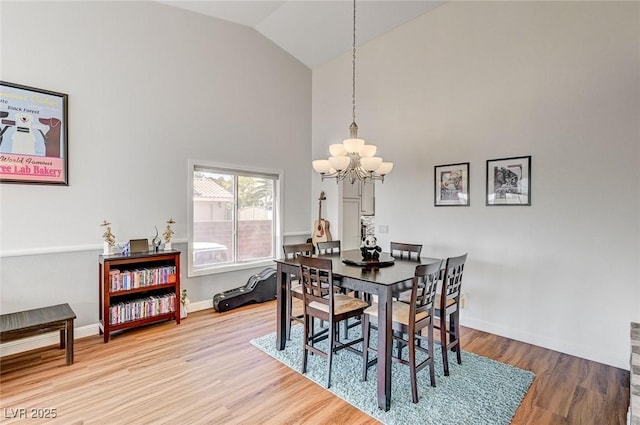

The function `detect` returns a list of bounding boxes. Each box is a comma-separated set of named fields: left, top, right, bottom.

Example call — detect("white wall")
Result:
left=0, top=2, right=311, bottom=323
left=313, top=1, right=640, bottom=369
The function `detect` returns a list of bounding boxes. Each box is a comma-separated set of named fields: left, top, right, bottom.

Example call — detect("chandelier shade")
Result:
left=311, top=0, right=393, bottom=184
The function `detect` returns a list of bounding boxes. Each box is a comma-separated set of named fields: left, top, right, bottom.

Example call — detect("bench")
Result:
left=0, top=303, right=76, bottom=365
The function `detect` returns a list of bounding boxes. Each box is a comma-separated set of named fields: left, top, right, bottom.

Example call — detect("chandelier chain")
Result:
left=352, top=0, right=356, bottom=125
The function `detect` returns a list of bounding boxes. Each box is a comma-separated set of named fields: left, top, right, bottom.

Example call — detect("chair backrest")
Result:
left=282, top=243, right=314, bottom=259
left=317, top=240, right=341, bottom=256
left=409, top=261, right=442, bottom=324
left=442, top=253, right=467, bottom=305
left=390, top=242, right=423, bottom=260
left=298, top=256, right=333, bottom=310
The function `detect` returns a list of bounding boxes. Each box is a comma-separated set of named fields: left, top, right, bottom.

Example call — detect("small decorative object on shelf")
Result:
left=181, top=289, right=190, bottom=319
left=360, top=234, right=381, bottom=261
left=101, top=219, right=116, bottom=255
left=163, top=217, right=175, bottom=251
left=152, top=226, right=162, bottom=253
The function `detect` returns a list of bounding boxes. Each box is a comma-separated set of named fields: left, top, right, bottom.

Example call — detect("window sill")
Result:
left=188, top=259, right=275, bottom=277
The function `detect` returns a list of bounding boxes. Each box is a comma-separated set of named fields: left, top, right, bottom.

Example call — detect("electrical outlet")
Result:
left=460, top=293, right=466, bottom=309
left=378, top=224, right=389, bottom=234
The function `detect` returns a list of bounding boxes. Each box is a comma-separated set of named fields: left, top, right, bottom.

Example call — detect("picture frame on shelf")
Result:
left=434, top=162, right=470, bottom=206
left=0, top=81, right=69, bottom=185
left=486, top=155, right=531, bottom=206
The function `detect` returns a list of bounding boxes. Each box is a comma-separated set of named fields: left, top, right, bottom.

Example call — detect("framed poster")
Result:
left=486, top=156, right=531, bottom=206
left=0, top=81, right=68, bottom=185
left=434, top=162, right=470, bottom=206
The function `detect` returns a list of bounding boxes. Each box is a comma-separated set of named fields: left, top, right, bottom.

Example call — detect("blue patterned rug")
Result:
left=250, top=325, right=534, bottom=425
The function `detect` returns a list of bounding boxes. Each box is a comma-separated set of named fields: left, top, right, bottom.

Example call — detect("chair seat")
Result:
left=309, top=294, right=369, bottom=315
left=365, top=301, right=429, bottom=326
left=434, top=296, right=456, bottom=310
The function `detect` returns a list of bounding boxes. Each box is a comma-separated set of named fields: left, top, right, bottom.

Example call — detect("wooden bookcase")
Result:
left=98, top=250, right=180, bottom=342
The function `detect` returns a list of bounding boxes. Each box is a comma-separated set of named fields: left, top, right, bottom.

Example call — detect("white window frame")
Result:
left=187, top=159, right=283, bottom=277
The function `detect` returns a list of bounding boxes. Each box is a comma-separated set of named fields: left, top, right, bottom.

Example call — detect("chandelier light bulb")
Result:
left=360, top=144, right=377, bottom=158
left=329, top=144, right=347, bottom=157
left=343, top=138, right=365, bottom=154
left=376, top=162, right=394, bottom=175
left=312, top=160, right=332, bottom=174
left=361, top=157, right=383, bottom=172
left=328, top=155, right=350, bottom=171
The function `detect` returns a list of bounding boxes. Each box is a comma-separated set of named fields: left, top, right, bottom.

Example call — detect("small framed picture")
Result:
left=486, top=156, right=531, bottom=206
left=434, top=162, right=469, bottom=206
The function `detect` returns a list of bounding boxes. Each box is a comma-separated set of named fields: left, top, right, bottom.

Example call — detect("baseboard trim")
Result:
left=0, top=300, right=212, bottom=357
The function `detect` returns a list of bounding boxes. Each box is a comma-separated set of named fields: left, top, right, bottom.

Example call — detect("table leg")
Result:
left=65, top=319, right=74, bottom=365
left=59, top=329, right=65, bottom=349
left=276, top=265, right=287, bottom=351
left=377, top=286, right=392, bottom=411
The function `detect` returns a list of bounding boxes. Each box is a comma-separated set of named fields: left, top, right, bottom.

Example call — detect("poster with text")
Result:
left=0, top=81, right=68, bottom=185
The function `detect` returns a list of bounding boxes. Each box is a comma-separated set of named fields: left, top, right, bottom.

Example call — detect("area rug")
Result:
left=250, top=325, right=534, bottom=425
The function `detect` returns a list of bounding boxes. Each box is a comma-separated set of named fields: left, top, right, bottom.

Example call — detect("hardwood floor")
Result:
left=0, top=301, right=630, bottom=424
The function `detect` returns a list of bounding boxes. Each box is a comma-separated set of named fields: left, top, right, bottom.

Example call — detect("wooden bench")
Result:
left=0, top=303, right=76, bottom=365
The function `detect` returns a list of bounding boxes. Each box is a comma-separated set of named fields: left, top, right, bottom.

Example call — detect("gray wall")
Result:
left=312, top=1, right=639, bottom=369
left=0, top=2, right=311, bottom=324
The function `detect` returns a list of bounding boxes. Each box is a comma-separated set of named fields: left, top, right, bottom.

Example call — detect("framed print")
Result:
left=434, top=162, right=469, bottom=206
left=0, top=81, right=68, bottom=185
left=486, top=156, right=531, bottom=206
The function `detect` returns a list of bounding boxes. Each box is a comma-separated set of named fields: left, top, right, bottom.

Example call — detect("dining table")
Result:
left=274, top=248, right=441, bottom=411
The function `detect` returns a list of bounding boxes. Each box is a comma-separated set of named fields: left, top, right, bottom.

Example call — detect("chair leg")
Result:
left=396, top=334, right=404, bottom=359
left=440, top=315, right=450, bottom=376
left=428, top=321, right=436, bottom=387
left=302, top=313, right=309, bottom=374
left=362, top=315, right=370, bottom=381
left=453, top=310, right=462, bottom=365
left=286, top=280, right=292, bottom=340
left=409, top=332, right=418, bottom=403
left=327, top=321, right=335, bottom=389
left=449, top=311, right=457, bottom=352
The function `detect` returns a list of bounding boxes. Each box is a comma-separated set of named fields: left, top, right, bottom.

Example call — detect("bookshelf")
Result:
left=99, top=250, right=180, bottom=342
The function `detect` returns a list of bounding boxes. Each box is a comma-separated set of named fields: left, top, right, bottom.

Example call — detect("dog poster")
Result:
left=0, top=81, right=68, bottom=185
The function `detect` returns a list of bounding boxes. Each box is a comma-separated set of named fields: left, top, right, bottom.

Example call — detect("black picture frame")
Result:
left=0, top=81, right=69, bottom=185
left=434, top=162, right=470, bottom=206
left=486, top=156, right=531, bottom=206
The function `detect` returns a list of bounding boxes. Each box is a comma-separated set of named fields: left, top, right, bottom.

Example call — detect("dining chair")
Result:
left=434, top=253, right=468, bottom=376
left=362, top=260, right=442, bottom=403
left=390, top=242, right=422, bottom=260
left=299, top=256, right=368, bottom=389
left=316, top=240, right=341, bottom=256
left=282, top=242, right=315, bottom=340
left=317, top=239, right=368, bottom=337
left=391, top=242, right=424, bottom=305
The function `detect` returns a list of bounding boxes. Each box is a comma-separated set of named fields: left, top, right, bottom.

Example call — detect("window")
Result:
left=188, top=161, right=281, bottom=276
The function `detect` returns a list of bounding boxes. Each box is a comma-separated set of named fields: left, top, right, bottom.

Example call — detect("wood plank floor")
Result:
left=0, top=301, right=630, bottom=425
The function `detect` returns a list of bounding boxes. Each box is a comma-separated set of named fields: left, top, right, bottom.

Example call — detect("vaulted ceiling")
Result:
left=159, top=1, right=446, bottom=68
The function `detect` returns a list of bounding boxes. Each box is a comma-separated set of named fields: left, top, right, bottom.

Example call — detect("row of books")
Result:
left=109, top=293, right=176, bottom=325
left=109, top=266, right=177, bottom=291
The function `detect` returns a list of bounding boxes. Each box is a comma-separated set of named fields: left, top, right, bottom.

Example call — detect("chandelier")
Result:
left=312, top=0, right=393, bottom=184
